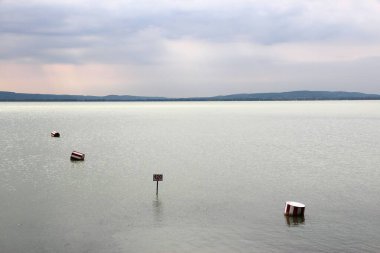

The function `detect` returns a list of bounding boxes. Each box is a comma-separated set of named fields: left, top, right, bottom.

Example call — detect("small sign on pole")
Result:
left=153, top=174, right=163, bottom=195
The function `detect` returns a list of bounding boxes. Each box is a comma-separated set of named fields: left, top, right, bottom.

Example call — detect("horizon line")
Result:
left=1, top=89, right=380, bottom=98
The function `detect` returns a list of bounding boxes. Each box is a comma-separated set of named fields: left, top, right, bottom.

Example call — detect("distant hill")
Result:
left=206, top=90, right=380, bottom=101
left=0, top=91, right=166, bottom=101
left=0, top=90, right=379, bottom=101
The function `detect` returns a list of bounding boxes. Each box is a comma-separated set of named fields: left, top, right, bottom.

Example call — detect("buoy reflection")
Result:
left=285, top=215, right=305, bottom=226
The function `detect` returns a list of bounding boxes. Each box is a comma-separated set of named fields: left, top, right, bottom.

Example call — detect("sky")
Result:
left=1, top=0, right=380, bottom=97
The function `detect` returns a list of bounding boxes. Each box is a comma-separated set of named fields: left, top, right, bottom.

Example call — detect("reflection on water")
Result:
left=70, top=160, right=85, bottom=169
left=152, top=196, right=163, bottom=224
left=285, top=215, right=305, bottom=226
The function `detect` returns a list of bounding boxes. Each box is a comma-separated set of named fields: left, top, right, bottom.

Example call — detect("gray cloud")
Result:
left=2, top=0, right=380, bottom=63
left=1, top=0, right=380, bottom=95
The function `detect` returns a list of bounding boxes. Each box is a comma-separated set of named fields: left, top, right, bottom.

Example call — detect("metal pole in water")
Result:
left=153, top=174, right=162, bottom=195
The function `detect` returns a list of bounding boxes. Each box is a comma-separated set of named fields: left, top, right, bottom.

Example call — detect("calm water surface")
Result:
left=0, top=101, right=380, bottom=253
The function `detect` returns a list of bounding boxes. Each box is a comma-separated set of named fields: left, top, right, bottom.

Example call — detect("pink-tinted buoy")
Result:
left=51, top=131, right=60, bottom=137
left=70, top=151, right=85, bottom=161
left=284, top=201, right=305, bottom=216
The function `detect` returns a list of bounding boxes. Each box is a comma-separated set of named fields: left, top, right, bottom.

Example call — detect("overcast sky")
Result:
left=1, top=0, right=380, bottom=96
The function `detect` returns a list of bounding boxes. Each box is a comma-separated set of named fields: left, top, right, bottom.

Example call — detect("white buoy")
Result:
left=51, top=131, right=60, bottom=137
left=284, top=201, right=305, bottom=216
left=70, top=151, right=85, bottom=161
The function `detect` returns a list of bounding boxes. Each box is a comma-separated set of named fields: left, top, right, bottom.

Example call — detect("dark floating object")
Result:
left=70, top=151, right=85, bottom=161
left=284, top=201, right=305, bottom=217
left=51, top=131, right=60, bottom=137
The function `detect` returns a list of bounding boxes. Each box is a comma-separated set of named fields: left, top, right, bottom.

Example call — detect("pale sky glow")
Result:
left=1, top=0, right=380, bottom=96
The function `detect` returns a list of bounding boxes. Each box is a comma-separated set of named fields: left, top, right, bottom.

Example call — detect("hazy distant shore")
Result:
left=1, top=90, right=380, bottom=102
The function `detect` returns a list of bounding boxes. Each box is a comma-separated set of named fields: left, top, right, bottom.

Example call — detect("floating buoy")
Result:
left=70, top=151, right=85, bottom=161
left=284, top=201, right=305, bottom=217
left=51, top=131, right=60, bottom=137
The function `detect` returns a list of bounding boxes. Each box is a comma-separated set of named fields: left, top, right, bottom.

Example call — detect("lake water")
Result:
left=0, top=101, right=380, bottom=253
